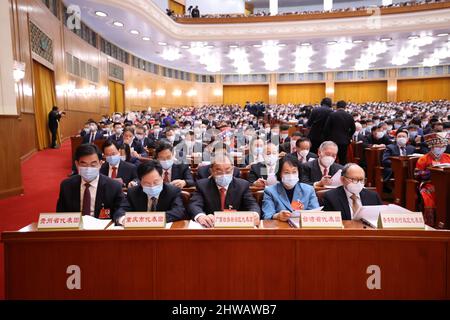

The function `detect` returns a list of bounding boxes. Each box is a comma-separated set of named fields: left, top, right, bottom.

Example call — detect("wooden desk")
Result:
left=431, top=167, right=450, bottom=229
left=2, top=221, right=450, bottom=300
left=365, top=147, right=386, bottom=187
left=390, top=156, right=421, bottom=207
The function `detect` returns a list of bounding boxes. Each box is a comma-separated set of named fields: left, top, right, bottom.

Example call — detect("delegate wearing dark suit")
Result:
left=126, top=184, right=187, bottom=222
left=248, top=162, right=279, bottom=184
left=307, top=105, right=333, bottom=153
left=381, top=144, right=416, bottom=180
left=300, top=159, right=344, bottom=185
left=48, top=110, right=61, bottom=148
left=108, top=134, right=124, bottom=146
left=100, top=160, right=138, bottom=186
left=188, top=177, right=261, bottom=218
left=196, top=165, right=240, bottom=180
left=56, top=174, right=128, bottom=222
left=323, top=186, right=383, bottom=220
left=168, top=163, right=195, bottom=187
left=323, top=109, right=356, bottom=165
left=82, top=131, right=104, bottom=144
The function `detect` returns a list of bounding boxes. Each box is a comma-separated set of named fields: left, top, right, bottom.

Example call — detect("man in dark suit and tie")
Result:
left=248, top=143, right=279, bottom=187
left=56, top=144, right=128, bottom=224
left=289, top=137, right=318, bottom=164
left=188, top=153, right=261, bottom=228
left=307, top=97, right=333, bottom=154
left=323, top=100, right=356, bottom=165
left=300, top=141, right=344, bottom=187
left=109, top=122, right=124, bottom=146
left=323, top=163, right=382, bottom=220
left=82, top=121, right=104, bottom=144
left=196, top=164, right=241, bottom=180
left=100, top=140, right=138, bottom=187
left=155, top=141, right=195, bottom=188
left=381, top=129, right=416, bottom=180
left=48, top=106, right=64, bottom=148
left=126, top=161, right=187, bottom=222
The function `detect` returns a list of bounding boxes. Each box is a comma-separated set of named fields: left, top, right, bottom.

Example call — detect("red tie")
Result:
left=164, top=170, right=170, bottom=183
left=219, top=187, right=227, bottom=210
left=82, top=183, right=91, bottom=216
left=111, top=167, right=117, bottom=179
left=323, top=168, right=328, bottom=177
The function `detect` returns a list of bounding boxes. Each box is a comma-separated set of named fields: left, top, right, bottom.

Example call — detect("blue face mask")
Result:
left=215, top=174, right=233, bottom=187
left=79, top=167, right=99, bottom=182
left=142, top=184, right=163, bottom=198
left=106, top=155, right=121, bottom=167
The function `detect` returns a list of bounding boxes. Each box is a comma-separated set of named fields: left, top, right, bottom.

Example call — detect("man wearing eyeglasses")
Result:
left=322, top=163, right=382, bottom=220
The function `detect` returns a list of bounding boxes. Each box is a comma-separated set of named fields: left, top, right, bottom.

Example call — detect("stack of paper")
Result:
left=353, top=204, right=413, bottom=228
left=82, top=216, right=112, bottom=230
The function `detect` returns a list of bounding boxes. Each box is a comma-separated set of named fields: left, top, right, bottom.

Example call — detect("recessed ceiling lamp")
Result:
left=205, top=45, right=215, bottom=49
left=142, top=37, right=150, bottom=41
left=130, top=30, right=139, bottom=35
left=95, top=11, right=108, bottom=17
left=113, top=21, right=124, bottom=27
left=437, top=33, right=449, bottom=37
left=327, top=41, right=337, bottom=45
left=408, top=35, right=419, bottom=40
left=158, top=42, right=167, bottom=46
left=229, top=45, right=239, bottom=48
left=380, top=37, right=392, bottom=42
left=352, top=40, right=364, bottom=44
left=277, top=43, right=287, bottom=47
left=252, top=44, right=262, bottom=48
left=300, top=42, right=311, bottom=46
left=180, top=45, right=190, bottom=49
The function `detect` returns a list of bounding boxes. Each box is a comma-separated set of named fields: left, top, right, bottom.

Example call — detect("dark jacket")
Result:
left=48, top=110, right=61, bottom=130
left=188, top=177, right=261, bottom=218
left=322, top=186, right=383, bottom=220
left=381, top=144, right=416, bottom=168
left=248, top=162, right=279, bottom=184
left=307, top=105, right=332, bottom=142
left=169, top=163, right=195, bottom=187
left=100, top=160, right=138, bottom=186
left=300, top=159, right=344, bottom=185
left=289, top=151, right=318, bottom=163
left=56, top=174, right=128, bottom=222
left=126, top=184, right=187, bottom=222
left=324, top=109, right=356, bottom=145
left=82, top=131, right=104, bottom=144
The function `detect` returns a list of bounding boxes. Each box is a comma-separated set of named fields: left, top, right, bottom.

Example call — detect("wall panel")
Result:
left=223, top=85, right=269, bottom=106
left=277, top=83, right=325, bottom=104
left=334, top=81, right=387, bottom=103
left=397, top=78, right=450, bottom=101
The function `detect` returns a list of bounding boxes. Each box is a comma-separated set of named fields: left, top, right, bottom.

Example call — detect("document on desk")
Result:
left=327, top=169, right=343, bottom=188
left=353, top=204, right=412, bottom=228
left=188, top=221, right=205, bottom=229
left=82, top=216, right=112, bottom=230
left=106, top=222, right=173, bottom=230
left=291, top=207, right=324, bottom=218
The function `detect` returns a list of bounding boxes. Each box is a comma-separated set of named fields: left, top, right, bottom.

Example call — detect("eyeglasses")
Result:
left=343, top=176, right=366, bottom=184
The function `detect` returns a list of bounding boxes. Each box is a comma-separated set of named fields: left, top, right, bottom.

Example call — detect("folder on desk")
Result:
left=353, top=204, right=412, bottom=228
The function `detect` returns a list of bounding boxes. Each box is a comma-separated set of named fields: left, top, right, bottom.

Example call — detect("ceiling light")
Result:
left=113, top=21, right=124, bottom=27
left=300, top=42, right=311, bottom=46
left=172, top=89, right=182, bottom=97
left=161, top=47, right=181, bottom=61
left=327, top=41, right=337, bottom=45
left=180, top=45, right=190, bottom=49
left=277, top=43, right=287, bottom=47
left=408, top=35, right=419, bottom=40
left=142, top=37, right=150, bottom=41
left=252, top=44, right=262, bottom=48
left=437, top=33, right=449, bottom=37
left=353, top=40, right=364, bottom=44
left=380, top=37, right=392, bottom=42
left=295, top=46, right=315, bottom=73
left=130, top=30, right=139, bottom=35
left=158, top=42, right=167, bottom=46
left=229, top=45, right=239, bottom=48
left=205, top=45, right=215, bottom=49
left=95, top=11, right=108, bottom=17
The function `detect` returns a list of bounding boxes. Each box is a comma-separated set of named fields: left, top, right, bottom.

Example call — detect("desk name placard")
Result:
left=124, top=212, right=166, bottom=229
left=214, top=211, right=255, bottom=228
left=37, top=213, right=82, bottom=230
left=300, top=211, right=343, bottom=229
left=378, top=212, right=425, bottom=229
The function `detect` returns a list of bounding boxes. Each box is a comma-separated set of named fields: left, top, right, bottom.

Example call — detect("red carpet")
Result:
left=0, top=140, right=72, bottom=299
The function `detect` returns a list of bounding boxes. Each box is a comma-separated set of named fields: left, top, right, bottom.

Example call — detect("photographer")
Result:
left=48, top=106, right=65, bottom=149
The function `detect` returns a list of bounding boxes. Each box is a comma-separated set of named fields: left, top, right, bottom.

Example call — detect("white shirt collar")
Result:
left=81, top=174, right=99, bottom=188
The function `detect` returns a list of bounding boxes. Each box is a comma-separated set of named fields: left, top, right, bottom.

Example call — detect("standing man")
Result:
left=48, top=106, right=64, bottom=148
left=324, top=100, right=355, bottom=165
left=307, top=98, right=333, bottom=154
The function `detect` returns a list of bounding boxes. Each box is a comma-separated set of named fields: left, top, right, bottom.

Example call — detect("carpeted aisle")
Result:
left=0, top=139, right=72, bottom=300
